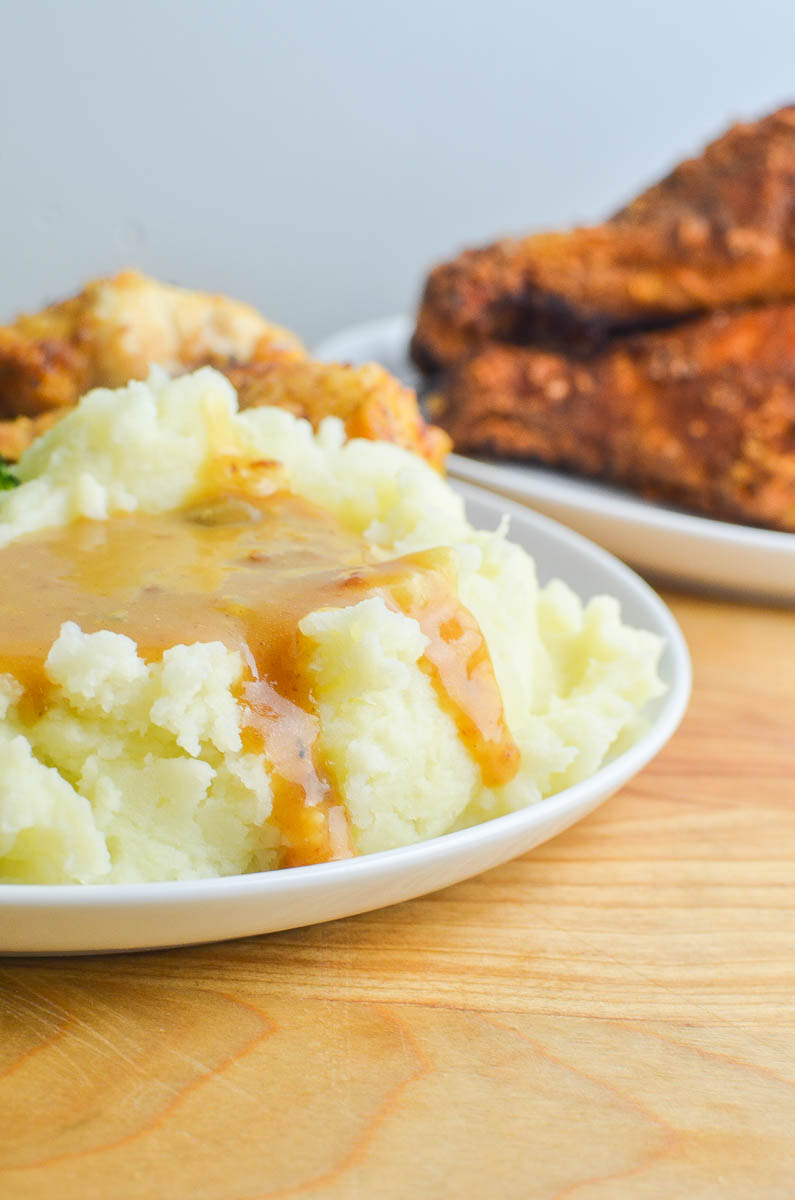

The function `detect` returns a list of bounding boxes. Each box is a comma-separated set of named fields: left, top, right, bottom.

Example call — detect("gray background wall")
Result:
left=1, top=0, right=793, bottom=344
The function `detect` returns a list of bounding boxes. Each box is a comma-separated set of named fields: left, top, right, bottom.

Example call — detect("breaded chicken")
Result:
left=0, top=270, right=305, bottom=418
left=0, top=361, right=452, bottom=471
left=412, top=106, right=795, bottom=371
left=227, top=359, right=451, bottom=469
left=432, top=305, right=795, bottom=530
left=0, top=272, right=450, bottom=470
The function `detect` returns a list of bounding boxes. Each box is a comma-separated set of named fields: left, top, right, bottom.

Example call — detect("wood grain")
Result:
left=2, top=593, right=794, bottom=1199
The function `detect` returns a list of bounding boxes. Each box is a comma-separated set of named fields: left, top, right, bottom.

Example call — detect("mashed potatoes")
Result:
left=0, top=368, right=663, bottom=883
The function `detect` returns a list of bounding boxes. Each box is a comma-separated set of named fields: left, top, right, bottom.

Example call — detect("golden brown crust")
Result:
left=434, top=306, right=795, bottom=531
left=412, top=106, right=795, bottom=370
left=0, top=272, right=450, bottom=471
left=227, top=359, right=451, bottom=471
left=0, top=271, right=306, bottom=418
left=0, top=327, right=90, bottom=417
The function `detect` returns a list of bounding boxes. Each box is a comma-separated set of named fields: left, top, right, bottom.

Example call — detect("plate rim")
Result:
left=0, top=481, right=690, bottom=913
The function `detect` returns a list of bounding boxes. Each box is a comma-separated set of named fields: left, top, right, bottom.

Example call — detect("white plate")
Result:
left=0, top=483, right=690, bottom=955
left=314, top=316, right=795, bottom=602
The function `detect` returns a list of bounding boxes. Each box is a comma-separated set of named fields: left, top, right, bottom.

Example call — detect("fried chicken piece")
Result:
left=0, top=325, right=93, bottom=416
left=433, top=305, right=795, bottom=530
left=0, top=360, right=452, bottom=470
left=0, top=271, right=451, bottom=470
left=0, top=270, right=305, bottom=417
left=227, top=359, right=451, bottom=470
left=412, top=106, right=795, bottom=371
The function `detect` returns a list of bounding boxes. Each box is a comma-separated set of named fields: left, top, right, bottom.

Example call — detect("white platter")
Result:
left=314, top=316, right=795, bottom=602
left=0, top=483, right=690, bottom=955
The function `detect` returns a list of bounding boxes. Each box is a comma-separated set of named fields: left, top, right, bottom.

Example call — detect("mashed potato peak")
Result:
left=0, top=369, right=664, bottom=883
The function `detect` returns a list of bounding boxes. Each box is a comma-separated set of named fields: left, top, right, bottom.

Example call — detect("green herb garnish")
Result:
left=0, top=459, right=19, bottom=491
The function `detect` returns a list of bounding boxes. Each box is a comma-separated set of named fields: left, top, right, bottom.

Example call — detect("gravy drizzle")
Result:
left=0, top=490, right=520, bottom=865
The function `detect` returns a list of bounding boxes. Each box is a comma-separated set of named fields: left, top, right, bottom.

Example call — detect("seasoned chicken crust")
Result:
left=433, top=305, right=795, bottom=530
left=0, top=271, right=450, bottom=470
left=0, top=270, right=305, bottom=418
left=412, top=105, right=795, bottom=370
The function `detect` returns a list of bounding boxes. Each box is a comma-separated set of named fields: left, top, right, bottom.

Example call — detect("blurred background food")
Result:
left=412, top=109, right=795, bottom=369
left=0, top=272, right=450, bottom=468
left=1, top=2, right=793, bottom=531
left=1, top=0, right=793, bottom=343
left=415, top=108, right=795, bottom=531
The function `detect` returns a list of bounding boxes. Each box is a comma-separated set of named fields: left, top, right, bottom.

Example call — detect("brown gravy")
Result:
left=0, top=490, right=520, bottom=866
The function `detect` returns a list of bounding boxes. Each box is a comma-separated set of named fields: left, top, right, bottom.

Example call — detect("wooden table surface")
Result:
left=2, top=592, right=794, bottom=1199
